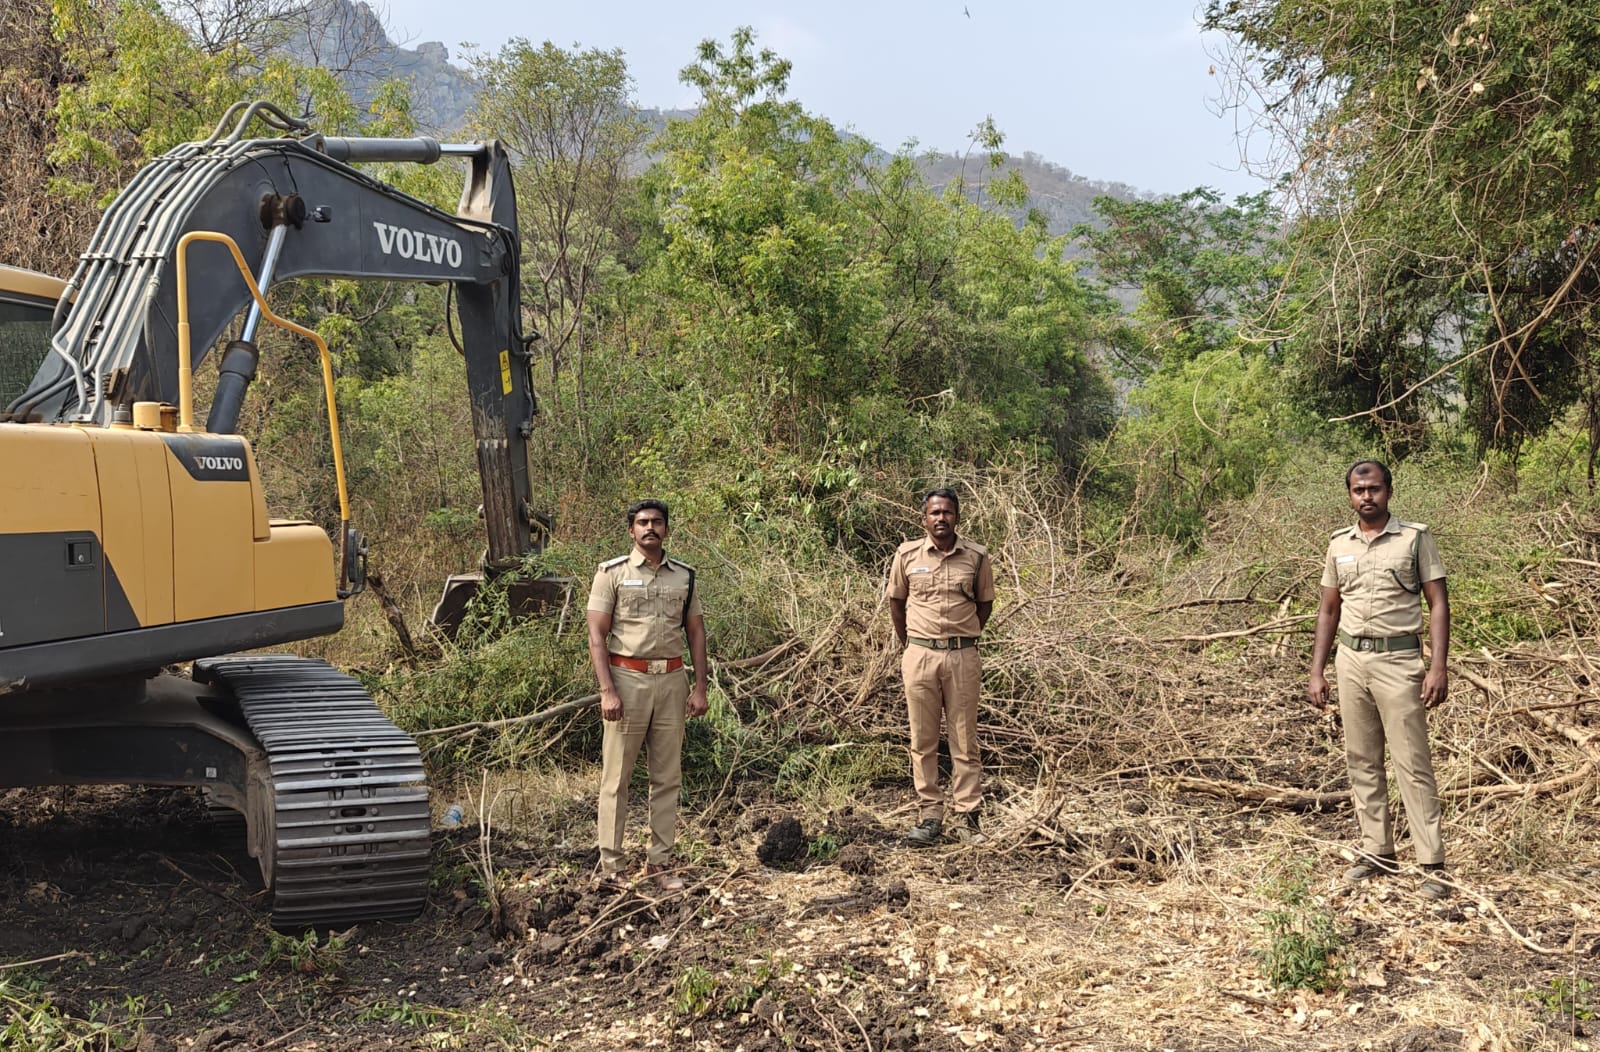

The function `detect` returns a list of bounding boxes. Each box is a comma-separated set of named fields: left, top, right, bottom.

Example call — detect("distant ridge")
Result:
left=289, top=0, right=1143, bottom=232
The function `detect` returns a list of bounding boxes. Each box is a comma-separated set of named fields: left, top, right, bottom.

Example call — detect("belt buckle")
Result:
left=1358, top=638, right=1374, bottom=652
left=647, top=659, right=668, bottom=674
left=932, top=638, right=949, bottom=650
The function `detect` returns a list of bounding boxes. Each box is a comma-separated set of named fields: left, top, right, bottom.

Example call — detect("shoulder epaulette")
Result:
left=667, top=557, right=696, bottom=573
left=895, top=538, right=923, bottom=555
left=1329, top=525, right=1349, bottom=537
left=1397, top=520, right=1429, bottom=532
left=962, top=539, right=990, bottom=556
left=599, top=554, right=629, bottom=569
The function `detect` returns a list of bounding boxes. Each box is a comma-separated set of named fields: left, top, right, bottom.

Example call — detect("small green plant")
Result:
left=358, top=999, right=450, bottom=1026
left=1526, top=976, right=1595, bottom=1022
left=673, top=966, right=718, bottom=1017
left=263, top=928, right=350, bottom=977
left=197, top=948, right=254, bottom=978
left=722, top=957, right=793, bottom=1015
left=807, top=831, right=841, bottom=862
left=1254, top=854, right=1345, bottom=993
left=205, top=989, right=240, bottom=1016
left=674, top=835, right=713, bottom=865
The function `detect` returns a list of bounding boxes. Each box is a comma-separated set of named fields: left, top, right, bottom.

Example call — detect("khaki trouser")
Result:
left=902, top=645, right=982, bottom=821
left=1335, top=646, right=1444, bottom=865
left=597, top=667, right=687, bottom=872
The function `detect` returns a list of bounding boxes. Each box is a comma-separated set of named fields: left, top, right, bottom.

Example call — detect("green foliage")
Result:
left=774, top=739, right=904, bottom=807
left=0, top=977, right=147, bottom=1050
left=379, top=620, right=594, bottom=778
left=355, top=998, right=528, bottom=1041
left=1206, top=0, right=1600, bottom=457
left=807, top=831, right=841, bottom=863
left=1076, top=189, right=1286, bottom=375
left=357, top=999, right=450, bottom=1026
left=1526, top=976, right=1595, bottom=1022
left=671, top=958, right=793, bottom=1018
left=467, top=38, right=647, bottom=395
left=262, top=928, right=350, bottom=978
left=1254, top=854, right=1344, bottom=993
left=631, top=28, right=1114, bottom=469
left=1100, top=347, right=1319, bottom=543
left=721, top=957, right=792, bottom=1015
left=48, top=0, right=376, bottom=205
left=673, top=965, right=718, bottom=1017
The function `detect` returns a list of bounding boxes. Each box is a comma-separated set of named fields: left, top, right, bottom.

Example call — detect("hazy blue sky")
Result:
left=378, top=0, right=1264, bottom=198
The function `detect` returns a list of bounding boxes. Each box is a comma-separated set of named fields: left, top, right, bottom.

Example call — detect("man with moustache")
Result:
left=888, top=488, right=995, bottom=846
left=1309, top=461, right=1452, bottom=899
left=587, top=499, right=708, bottom=890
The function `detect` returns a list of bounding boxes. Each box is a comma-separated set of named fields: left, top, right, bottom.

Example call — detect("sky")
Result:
left=377, top=0, right=1265, bottom=199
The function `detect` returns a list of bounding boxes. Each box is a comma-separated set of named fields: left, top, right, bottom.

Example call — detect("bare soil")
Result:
left=3, top=756, right=1597, bottom=1051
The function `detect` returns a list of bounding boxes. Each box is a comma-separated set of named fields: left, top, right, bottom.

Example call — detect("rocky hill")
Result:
left=281, top=0, right=478, bottom=133
left=290, top=0, right=1141, bottom=232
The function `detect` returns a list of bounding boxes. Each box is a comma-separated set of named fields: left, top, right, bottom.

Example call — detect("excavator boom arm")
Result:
left=10, top=128, right=537, bottom=567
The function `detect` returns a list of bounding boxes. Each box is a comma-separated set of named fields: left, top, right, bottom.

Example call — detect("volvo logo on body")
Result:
left=160, top=434, right=251, bottom=482
left=372, top=222, right=463, bottom=267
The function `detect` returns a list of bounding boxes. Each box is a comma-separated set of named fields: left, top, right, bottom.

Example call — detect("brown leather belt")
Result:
left=609, top=654, right=684, bottom=674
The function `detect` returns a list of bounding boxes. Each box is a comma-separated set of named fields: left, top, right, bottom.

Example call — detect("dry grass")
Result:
left=422, top=454, right=1600, bottom=1048
left=279, top=447, right=1600, bottom=1048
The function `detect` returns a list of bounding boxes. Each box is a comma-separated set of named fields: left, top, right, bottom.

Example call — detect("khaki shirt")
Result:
left=587, top=549, right=704, bottom=659
left=887, top=536, right=996, bottom=639
left=1320, top=518, right=1445, bottom=637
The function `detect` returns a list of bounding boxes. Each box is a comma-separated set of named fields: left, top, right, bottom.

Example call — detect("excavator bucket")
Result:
left=429, top=572, right=571, bottom=639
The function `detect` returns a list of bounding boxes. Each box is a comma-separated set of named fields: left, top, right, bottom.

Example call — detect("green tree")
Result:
left=469, top=40, right=648, bottom=418
left=1074, top=188, right=1285, bottom=376
left=641, top=28, right=882, bottom=445
left=1206, top=0, right=1600, bottom=464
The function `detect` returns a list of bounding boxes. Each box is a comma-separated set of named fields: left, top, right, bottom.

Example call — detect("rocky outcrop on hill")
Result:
left=282, top=0, right=478, bottom=132
left=279, top=0, right=1141, bottom=229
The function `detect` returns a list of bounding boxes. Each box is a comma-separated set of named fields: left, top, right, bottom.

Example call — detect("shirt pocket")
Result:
left=653, top=583, right=689, bottom=621
left=1376, top=547, right=1419, bottom=595
left=616, top=585, right=649, bottom=616
left=907, top=569, right=937, bottom=598
left=1334, top=558, right=1360, bottom=589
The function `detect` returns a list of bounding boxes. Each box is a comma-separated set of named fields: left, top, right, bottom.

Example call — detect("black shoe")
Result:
left=1344, top=854, right=1399, bottom=882
left=903, top=817, right=943, bottom=847
left=1419, top=864, right=1451, bottom=900
left=952, top=811, right=986, bottom=845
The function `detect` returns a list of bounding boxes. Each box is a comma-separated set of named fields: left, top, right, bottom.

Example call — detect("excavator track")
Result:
left=195, top=655, right=430, bottom=929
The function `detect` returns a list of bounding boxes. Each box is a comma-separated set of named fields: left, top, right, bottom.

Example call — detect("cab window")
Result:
left=0, top=297, right=52, bottom=407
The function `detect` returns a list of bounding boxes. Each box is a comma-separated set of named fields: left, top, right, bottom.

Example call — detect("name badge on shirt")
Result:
left=1335, top=555, right=1355, bottom=564
left=909, top=567, right=931, bottom=574
left=622, top=579, right=644, bottom=586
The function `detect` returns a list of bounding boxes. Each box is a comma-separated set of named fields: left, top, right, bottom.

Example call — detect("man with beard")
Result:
left=1309, top=461, right=1452, bottom=899
left=587, top=499, right=708, bottom=890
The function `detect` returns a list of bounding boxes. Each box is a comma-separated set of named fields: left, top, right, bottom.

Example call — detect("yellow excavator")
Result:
left=0, top=101, right=559, bottom=929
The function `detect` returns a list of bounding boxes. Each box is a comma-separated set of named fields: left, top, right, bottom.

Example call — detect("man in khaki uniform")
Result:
left=888, top=488, right=996, bottom=846
left=1309, top=460, right=1451, bottom=899
left=587, top=499, right=708, bottom=890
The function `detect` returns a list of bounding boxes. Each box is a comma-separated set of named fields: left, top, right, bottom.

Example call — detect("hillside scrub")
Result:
left=13, top=442, right=1598, bottom=1049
